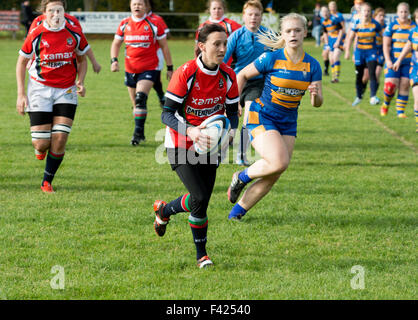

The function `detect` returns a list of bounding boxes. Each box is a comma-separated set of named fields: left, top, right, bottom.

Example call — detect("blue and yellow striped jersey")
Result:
left=253, top=48, right=322, bottom=113
left=409, top=26, right=418, bottom=65
left=352, top=19, right=382, bottom=50
left=383, top=18, right=417, bottom=64
left=321, top=16, right=343, bottom=39
left=376, top=22, right=386, bottom=50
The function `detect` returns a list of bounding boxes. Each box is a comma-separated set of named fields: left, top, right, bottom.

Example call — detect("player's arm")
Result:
left=16, top=55, right=30, bottom=116
left=76, top=54, right=87, bottom=97
left=335, top=24, right=343, bottom=48
left=237, top=63, right=261, bottom=96
left=86, top=48, right=101, bottom=74
left=344, top=29, right=355, bottom=59
left=383, top=35, right=392, bottom=68
left=308, top=80, right=323, bottom=108
left=393, top=40, right=412, bottom=71
left=157, top=37, right=174, bottom=80
left=110, top=38, right=123, bottom=72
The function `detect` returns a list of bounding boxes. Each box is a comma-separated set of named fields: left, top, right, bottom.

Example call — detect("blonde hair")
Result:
left=397, top=2, right=410, bottom=11
left=414, top=8, right=418, bottom=20
left=257, top=13, right=307, bottom=50
left=243, top=0, right=263, bottom=14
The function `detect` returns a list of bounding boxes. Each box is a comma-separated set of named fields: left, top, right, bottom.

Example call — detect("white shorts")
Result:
left=26, top=78, right=78, bottom=112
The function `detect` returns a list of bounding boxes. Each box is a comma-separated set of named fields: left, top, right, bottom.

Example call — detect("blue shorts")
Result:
left=328, top=36, right=344, bottom=52
left=354, top=49, right=378, bottom=66
left=124, top=70, right=158, bottom=88
left=376, top=48, right=384, bottom=66
left=246, top=99, right=298, bottom=141
left=385, top=63, right=410, bottom=79
left=410, top=64, right=418, bottom=87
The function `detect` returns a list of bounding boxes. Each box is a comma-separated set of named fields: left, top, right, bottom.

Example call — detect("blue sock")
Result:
left=228, top=203, right=247, bottom=220
left=238, top=168, right=252, bottom=184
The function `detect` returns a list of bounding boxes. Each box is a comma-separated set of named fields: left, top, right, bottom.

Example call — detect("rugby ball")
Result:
left=194, top=114, right=231, bottom=155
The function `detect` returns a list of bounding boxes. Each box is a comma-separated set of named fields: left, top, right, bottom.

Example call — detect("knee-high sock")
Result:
left=162, top=193, right=191, bottom=218
left=43, top=151, right=65, bottom=183
left=189, top=215, right=208, bottom=260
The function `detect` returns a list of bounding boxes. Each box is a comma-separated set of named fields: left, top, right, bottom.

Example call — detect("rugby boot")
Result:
left=153, top=200, right=169, bottom=237
left=227, top=172, right=247, bottom=204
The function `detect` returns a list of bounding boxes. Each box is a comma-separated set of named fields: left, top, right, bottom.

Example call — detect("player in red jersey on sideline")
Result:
left=16, top=0, right=89, bottom=193
left=153, top=24, right=239, bottom=268
left=110, top=0, right=173, bottom=146
left=195, top=0, right=241, bottom=60
left=29, top=11, right=101, bottom=73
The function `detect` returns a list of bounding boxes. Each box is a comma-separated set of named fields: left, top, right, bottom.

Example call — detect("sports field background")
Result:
left=0, top=38, right=416, bottom=299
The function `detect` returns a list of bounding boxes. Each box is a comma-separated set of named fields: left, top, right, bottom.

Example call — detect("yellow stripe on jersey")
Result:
left=270, top=76, right=310, bottom=91
left=248, top=111, right=260, bottom=125
left=393, top=33, right=410, bottom=40
left=273, top=59, right=311, bottom=73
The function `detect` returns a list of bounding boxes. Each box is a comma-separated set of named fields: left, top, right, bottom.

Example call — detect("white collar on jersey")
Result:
left=197, top=54, right=219, bottom=76
left=209, top=15, right=226, bottom=23
left=131, top=13, right=147, bottom=22
left=42, top=20, right=66, bottom=32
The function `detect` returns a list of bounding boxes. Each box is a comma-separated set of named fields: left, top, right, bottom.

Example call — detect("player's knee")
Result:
left=135, top=92, right=148, bottom=109
left=270, top=159, right=289, bottom=175
left=31, top=130, right=51, bottom=152
left=384, top=82, right=397, bottom=96
left=189, top=194, right=210, bottom=217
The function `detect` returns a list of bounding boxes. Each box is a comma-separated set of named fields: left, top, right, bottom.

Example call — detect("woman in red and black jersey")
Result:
left=16, top=0, right=89, bottom=193
left=110, top=0, right=173, bottom=146
left=153, top=24, right=239, bottom=269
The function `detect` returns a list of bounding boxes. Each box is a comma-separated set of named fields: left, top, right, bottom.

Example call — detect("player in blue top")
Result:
left=321, top=6, right=344, bottom=83
left=345, top=2, right=382, bottom=106
left=329, top=1, right=346, bottom=81
left=223, top=0, right=270, bottom=166
left=226, top=13, right=323, bottom=220
left=393, top=8, right=418, bottom=132
left=381, top=2, right=416, bottom=118
left=373, top=8, right=386, bottom=89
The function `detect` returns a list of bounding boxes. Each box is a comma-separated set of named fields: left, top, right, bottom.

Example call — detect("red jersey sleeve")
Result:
left=115, top=18, right=129, bottom=40
left=65, top=13, right=82, bottom=29
left=165, top=62, right=194, bottom=104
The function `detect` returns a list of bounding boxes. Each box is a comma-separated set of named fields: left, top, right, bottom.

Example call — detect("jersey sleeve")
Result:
left=224, top=67, right=239, bottom=129
left=115, top=19, right=127, bottom=40
left=19, top=32, right=35, bottom=58
left=310, top=58, right=322, bottom=82
left=253, top=52, right=275, bottom=75
left=383, top=23, right=393, bottom=37
left=223, top=31, right=237, bottom=64
left=74, top=29, right=90, bottom=55
left=29, top=15, right=42, bottom=33
left=155, top=19, right=167, bottom=40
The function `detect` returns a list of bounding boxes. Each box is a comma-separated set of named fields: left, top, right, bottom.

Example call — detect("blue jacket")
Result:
left=223, top=25, right=271, bottom=80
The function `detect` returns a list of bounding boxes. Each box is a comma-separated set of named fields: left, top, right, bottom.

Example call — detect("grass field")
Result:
left=0, top=37, right=416, bottom=300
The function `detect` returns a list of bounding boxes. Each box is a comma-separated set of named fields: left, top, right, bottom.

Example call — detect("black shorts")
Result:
left=28, top=103, right=77, bottom=126
left=125, top=70, right=158, bottom=88
left=240, top=78, right=264, bottom=107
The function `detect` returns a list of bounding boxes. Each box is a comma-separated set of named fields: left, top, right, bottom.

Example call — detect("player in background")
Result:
left=328, top=1, right=345, bottom=82
left=320, top=6, right=344, bottom=83
left=373, top=8, right=386, bottom=93
left=16, top=0, right=89, bottom=193
left=222, top=0, right=269, bottom=166
left=110, top=0, right=173, bottom=146
left=393, top=8, right=418, bottom=132
left=320, top=6, right=330, bottom=76
left=147, top=0, right=170, bottom=108
left=344, top=2, right=382, bottom=106
left=381, top=2, right=416, bottom=118
left=29, top=11, right=101, bottom=73
left=227, top=13, right=323, bottom=221
left=195, top=0, right=241, bottom=59
left=153, top=24, right=239, bottom=268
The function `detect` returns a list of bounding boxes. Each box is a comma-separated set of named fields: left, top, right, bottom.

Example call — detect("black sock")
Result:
left=163, top=193, right=191, bottom=218
left=188, top=215, right=208, bottom=260
left=43, top=151, right=64, bottom=183
left=324, top=60, right=329, bottom=72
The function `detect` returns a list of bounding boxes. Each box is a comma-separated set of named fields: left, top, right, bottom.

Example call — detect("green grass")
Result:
left=0, top=37, right=416, bottom=300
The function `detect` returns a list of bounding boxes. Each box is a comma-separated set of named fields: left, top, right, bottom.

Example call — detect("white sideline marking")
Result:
left=323, top=85, right=418, bottom=154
